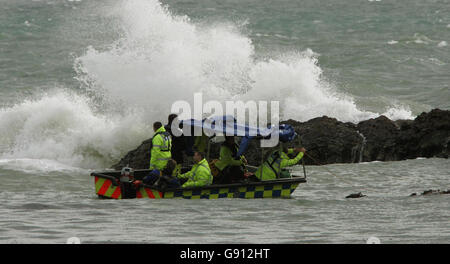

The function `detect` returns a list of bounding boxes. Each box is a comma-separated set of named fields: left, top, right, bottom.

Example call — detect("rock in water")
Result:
left=345, top=192, right=367, bottom=198
left=113, top=138, right=152, bottom=170
left=282, top=116, right=363, bottom=165
left=357, top=115, right=400, bottom=162
left=410, top=189, right=450, bottom=196
left=396, top=109, right=450, bottom=160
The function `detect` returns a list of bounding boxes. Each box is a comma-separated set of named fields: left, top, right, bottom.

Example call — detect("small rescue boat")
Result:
left=91, top=168, right=306, bottom=199
left=91, top=115, right=307, bottom=199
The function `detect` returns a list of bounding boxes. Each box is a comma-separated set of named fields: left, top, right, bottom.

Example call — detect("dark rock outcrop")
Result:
left=410, top=189, right=450, bottom=196
left=112, top=108, right=449, bottom=170
left=114, top=138, right=152, bottom=170
left=345, top=192, right=367, bottom=199
left=357, top=115, right=400, bottom=162
left=395, top=109, right=450, bottom=159
left=283, top=117, right=364, bottom=165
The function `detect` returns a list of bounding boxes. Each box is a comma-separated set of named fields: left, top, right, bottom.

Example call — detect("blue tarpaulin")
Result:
left=180, top=116, right=297, bottom=157
left=180, top=115, right=272, bottom=137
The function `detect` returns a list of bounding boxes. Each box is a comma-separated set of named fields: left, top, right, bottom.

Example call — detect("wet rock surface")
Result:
left=395, top=109, right=450, bottom=160
left=113, top=108, right=449, bottom=170
left=113, top=138, right=152, bottom=170
left=282, top=117, right=364, bottom=165
left=357, top=115, right=400, bottom=162
left=409, top=189, right=450, bottom=196
left=345, top=192, right=367, bottom=199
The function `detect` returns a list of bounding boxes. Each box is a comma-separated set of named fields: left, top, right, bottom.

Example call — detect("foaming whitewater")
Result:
left=75, top=0, right=255, bottom=121
left=0, top=91, right=150, bottom=170
left=0, top=0, right=414, bottom=171
left=0, top=158, right=87, bottom=174
left=75, top=0, right=413, bottom=124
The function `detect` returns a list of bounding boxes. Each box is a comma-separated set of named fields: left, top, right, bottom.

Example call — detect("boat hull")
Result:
left=93, top=172, right=305, bottom=200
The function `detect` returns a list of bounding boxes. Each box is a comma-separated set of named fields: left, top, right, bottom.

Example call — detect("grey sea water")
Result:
left=1, top=159, right=449, bottom=243
left=0, top=0, right=449, bottom=243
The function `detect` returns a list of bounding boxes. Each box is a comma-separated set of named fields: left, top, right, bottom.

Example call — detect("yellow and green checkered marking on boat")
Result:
left=161, top=182, right=299, bottom=199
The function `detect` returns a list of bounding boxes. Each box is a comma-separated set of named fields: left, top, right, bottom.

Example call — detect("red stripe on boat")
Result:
left=95, top=176, right=98, bottom=183
left=136, top=189, right=142, bottom=198
left=98, top=180, right=112, bottom=196
left=111, top=186, right=121, bottom=199
left=145, top=188, right=155, bottom=199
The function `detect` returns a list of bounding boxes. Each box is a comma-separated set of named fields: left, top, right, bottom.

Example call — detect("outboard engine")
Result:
left=120, top=166, right=134, bottom=182
left=120, top=166, right=137, bottom=199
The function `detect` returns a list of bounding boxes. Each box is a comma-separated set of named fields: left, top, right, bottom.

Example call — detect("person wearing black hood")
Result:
left=165, top=114, right=186, bottom=174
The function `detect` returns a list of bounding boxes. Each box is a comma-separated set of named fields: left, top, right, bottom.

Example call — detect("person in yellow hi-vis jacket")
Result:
left=177, top=151, right=213, bottom=188
left=255, top=147, right=306, bottom=181
left=149, top=122, right=172, bottom=171
left=214, top=136, right=247, bottom=184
